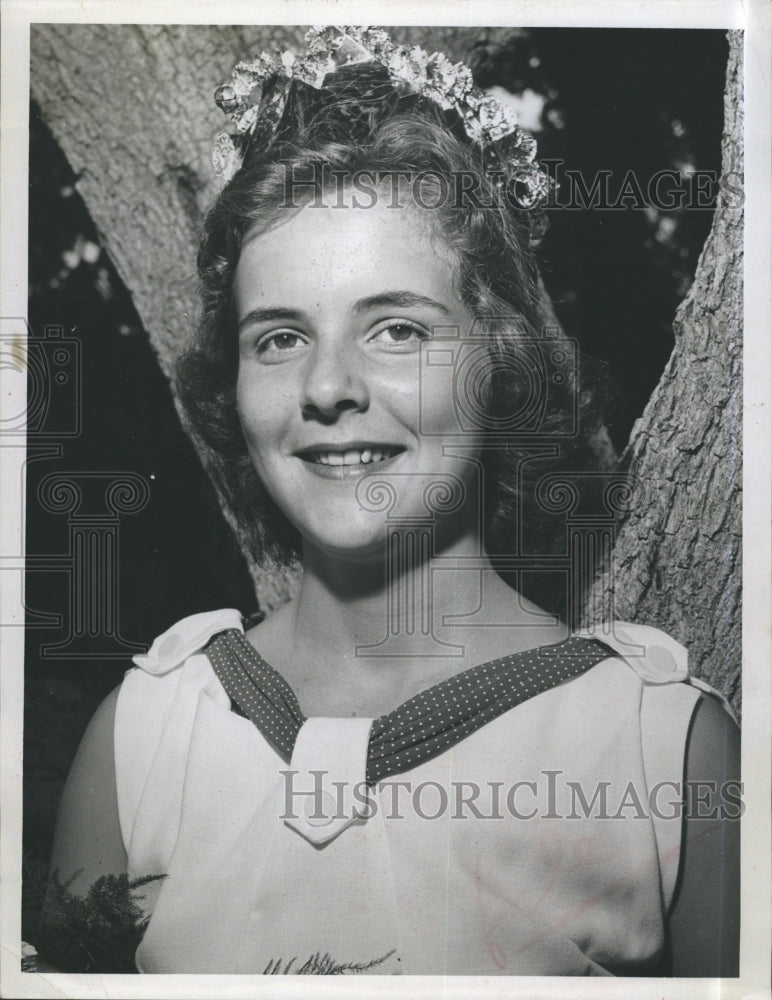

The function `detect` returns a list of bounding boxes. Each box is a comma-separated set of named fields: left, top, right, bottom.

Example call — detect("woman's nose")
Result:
left=300, top=340, right=370, bottom=420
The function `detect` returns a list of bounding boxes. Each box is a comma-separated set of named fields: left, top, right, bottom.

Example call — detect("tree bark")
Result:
left=581, top=32, right=742, bottom=709
left=30, top=26, right=743, bottom=710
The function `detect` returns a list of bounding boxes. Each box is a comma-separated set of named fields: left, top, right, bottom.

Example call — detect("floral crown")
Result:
left=212, top=25, right=552, bottom=211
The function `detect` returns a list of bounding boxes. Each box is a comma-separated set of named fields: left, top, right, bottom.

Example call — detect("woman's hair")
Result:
left=176, top=65, right=610, bottom=614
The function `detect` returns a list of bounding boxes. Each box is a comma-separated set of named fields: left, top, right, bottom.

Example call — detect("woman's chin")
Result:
left=301, top=527, right=391, bottom=563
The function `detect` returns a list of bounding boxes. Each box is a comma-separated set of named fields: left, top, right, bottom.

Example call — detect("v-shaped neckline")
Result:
left=205, top=626, right=616, bottom=785
left=244, top=628, right=592, bottom=717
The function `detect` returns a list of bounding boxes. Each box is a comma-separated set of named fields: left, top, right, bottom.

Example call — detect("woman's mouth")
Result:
left=303, top=446, right=402, bottom=466
left=295, top=445, right=406, bottom=478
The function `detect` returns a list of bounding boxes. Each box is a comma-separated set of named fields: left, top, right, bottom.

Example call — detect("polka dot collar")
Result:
left=204, top=627, right=615, bottom=785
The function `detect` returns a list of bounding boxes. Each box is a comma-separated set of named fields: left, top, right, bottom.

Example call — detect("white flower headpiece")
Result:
left=212, top=25, right=552, bottom=211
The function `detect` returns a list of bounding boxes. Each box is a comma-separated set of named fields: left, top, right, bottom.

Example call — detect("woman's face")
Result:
left=234, top=196, right=488, bottom=558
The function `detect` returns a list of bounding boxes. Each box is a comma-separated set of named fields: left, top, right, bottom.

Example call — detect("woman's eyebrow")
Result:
left=237, top=293, right=452, bottom=333
left=237, top=307, right=306, bottom=333
left=353, top=291, right=453, bottom=316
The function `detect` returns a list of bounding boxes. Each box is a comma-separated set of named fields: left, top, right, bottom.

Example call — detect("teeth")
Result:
left=310, top=448, right=398, bottom=465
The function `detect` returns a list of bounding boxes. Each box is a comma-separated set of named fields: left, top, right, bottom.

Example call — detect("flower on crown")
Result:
left=211, top=25, right=552, bottom=212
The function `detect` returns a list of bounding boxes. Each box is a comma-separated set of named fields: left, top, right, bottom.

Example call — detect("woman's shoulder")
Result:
left=131, top=608, right=247, bottom=676
left=117, top=607, right=247, bottom=750
left=575, top=620, right=689, bottom=685
left=116, top=606, right=246, bottom=749
left=576, top=620, right=735, bottom=718
left=537, top=620, right=735, bottom=791
left=49, top=685, right=127, bottom=897
left=114, top=608, right=249, bottom=846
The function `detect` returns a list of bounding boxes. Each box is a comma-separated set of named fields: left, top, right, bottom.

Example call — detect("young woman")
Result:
left=48, top=26, right=739, bottom=976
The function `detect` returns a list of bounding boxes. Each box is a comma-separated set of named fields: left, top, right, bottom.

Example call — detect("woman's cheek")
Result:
left=237, top=372, right=283, bottom=445
left=414, top=367, right=466, bottom=437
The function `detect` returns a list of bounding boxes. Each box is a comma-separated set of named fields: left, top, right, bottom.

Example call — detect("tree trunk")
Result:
left=30, top=26, right=743, bottom=710
left=580, top=32, right=742, bottom=711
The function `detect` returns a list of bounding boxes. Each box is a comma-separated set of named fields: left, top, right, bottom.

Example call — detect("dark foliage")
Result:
left=23, top=861, right=165, bottom=973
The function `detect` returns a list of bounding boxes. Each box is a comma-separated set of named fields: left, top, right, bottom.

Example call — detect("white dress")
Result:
left=114, top=609, right=722, bottom=975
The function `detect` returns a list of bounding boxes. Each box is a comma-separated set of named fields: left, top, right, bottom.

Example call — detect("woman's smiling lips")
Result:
left=293, top=443, right=406, bottom=479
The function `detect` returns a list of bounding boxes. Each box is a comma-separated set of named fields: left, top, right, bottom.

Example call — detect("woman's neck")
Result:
left=297, top=532, right=486, bottom=660
left=251, top=529, right=568, bottom=716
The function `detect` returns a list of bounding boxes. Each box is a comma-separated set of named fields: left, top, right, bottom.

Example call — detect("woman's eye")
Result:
left=371, top=322, right=428, bottom=348
left=255, top=331, right=306, bottom=358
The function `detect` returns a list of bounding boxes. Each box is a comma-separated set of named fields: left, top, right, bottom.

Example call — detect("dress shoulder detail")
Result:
left=132, top=608, right=244, bottom=675
left=575, top=621, right=688, bottom=684
left=115, top=609, right=243, bottom=855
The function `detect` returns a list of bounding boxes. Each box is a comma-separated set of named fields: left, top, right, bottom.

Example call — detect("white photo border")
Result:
left=1, top=1, right=769, bottom=998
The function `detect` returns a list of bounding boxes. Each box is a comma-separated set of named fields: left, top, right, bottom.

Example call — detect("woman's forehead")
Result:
left=235, top=199, right=461, bottom=311
left=240, top=181, right=447, bottom=246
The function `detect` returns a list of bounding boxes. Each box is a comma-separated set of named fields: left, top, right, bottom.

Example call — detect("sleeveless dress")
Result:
left=114, top=609, right=724, bottom=975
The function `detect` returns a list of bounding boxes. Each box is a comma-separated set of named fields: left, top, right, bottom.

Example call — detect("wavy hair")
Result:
left=176, top=66, right=610, bottom=614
